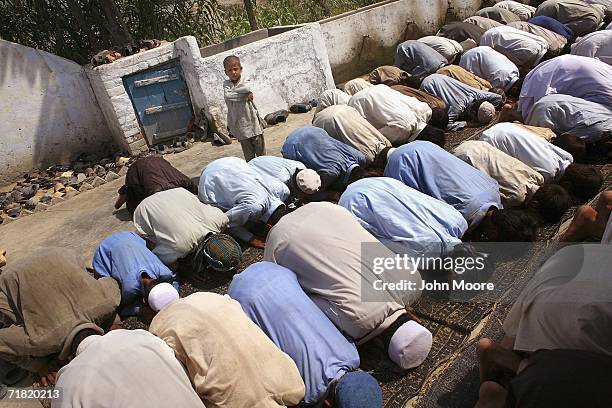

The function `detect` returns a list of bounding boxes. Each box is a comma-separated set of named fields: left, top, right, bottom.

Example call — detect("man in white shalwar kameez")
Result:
left=480, top=123, right=573, bottom=183
left=571, top=30, right=612, bottom=66
left=313, top=104, right=391, bottom=164
left=53, top=330, right=205, bottom=408
left=508, top=21, right=567, bottom=55
left=315, top=89, right=351, bottom=114
left=480, top=25, right=549, bottom=72
left=347, top=84, right=432, bottom=146
left=494, top=0, right=536, bottom=21
left=460, top=46, right=520, bottom=92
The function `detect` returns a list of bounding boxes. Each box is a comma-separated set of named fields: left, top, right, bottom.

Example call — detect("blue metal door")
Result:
left=123, top=60, right=194, bottom=146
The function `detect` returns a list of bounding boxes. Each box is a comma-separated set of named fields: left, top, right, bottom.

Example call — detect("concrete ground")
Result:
left=0, top=111, right=315, bottom=267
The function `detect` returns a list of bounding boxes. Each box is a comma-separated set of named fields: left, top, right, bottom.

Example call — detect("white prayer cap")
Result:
left=388, top=320, right=433, bottom=370
left=387, top=147, right=397, bottom=160
left=148, top=282, right=179, bottom=312
left=76, top=334, right=101, bottom=356
left=477, top=101, right=496, bottom=124
left=296, top=169, right=321, bottom=194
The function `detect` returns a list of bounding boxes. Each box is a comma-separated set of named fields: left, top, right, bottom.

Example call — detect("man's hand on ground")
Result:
left=249, top=237, right=265, bottom=249
left=39, top=371, right=57, bottom=387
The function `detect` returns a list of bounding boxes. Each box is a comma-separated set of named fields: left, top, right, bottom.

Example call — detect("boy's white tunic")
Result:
left=53, top=330, right=205, bottom=408
left=264, top=202, right=422, bottom=343
left=453, top=140, right=544, bottom=207
left=480, top=123, right=573, bottom=183
left=313, top=104, right=391, bottom=163
left=348, top=84, right=432, bottom=145
left=223, top=78, right=263, bottom=140
left=133, top=188, right=229, bottom=265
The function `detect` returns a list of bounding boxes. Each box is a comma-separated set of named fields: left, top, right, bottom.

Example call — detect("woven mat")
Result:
left=122, top=126, right=612, bottom=407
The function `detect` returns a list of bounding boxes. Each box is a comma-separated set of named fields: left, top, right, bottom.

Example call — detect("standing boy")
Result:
left=223, top=55, right=266, bottom=161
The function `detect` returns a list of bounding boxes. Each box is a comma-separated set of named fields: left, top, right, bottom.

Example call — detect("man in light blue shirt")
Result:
left=394, top=40, right=447, bottom=80
left=420, top=74, right=503, bottom=126
left=198, top=157, right=289, bottom=246
left=92, top=231, right=178, bottom=317
left=228, top=262, right=382, bottom=407
left=384, top=141, right=539, bottom=242
left=281, top=126, right=367, bottom=194
left=249, top=156, right=306, bottom=186
left=339, top=177, right=467, bottom=256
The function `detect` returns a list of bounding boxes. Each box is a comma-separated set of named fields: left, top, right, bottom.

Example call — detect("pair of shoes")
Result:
left=289, top=103, right=312, bottom=113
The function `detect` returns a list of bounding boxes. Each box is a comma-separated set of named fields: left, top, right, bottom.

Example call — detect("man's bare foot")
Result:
left=594, top=190, right=612, bottom=227
left=249, top=237, right=266, bottom=249
left=498, top=103, right=522, bottom=123
left=561, top=205, right=599, bottom=242
left=477, top=338, right=521, bottom=383
left=474, top=381, right=508, bottom=408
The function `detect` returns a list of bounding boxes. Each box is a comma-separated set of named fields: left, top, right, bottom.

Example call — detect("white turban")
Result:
left=148, top=282, right=179, bottom=312
left=387, top=147, right=397, bottom=161
left=343, top=78, right=373, bottom=96
left=296, top=169, right=321, bottom=194
left=388, top=320, right=433, bottom=370
left=477, top=101, right=496, bottom=124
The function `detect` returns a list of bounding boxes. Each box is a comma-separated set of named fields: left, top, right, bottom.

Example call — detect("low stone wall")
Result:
left=320, top=0, right=482, bottom=83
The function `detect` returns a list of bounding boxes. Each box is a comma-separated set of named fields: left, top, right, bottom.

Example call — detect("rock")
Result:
left=0, top=249, right=5, bottom=268
left=52, top=191, right=65, bottom=198
left=19, top=209, right=33, bottom=217
left=91, top=176, right=106, bottom=187
left=24, top=197, right=39, bottom=210
left=105, top=172, right=120, bottom=182
left=50, top=197, right=64, bottom=206
left=34, top=202, right=49, bottom=212
left=93, top=165, right=106, bottom=177
left=79, top=182, right=94, bottom=192
left=60, top=171, right=74, bottom=178
left=118, top=166, right=129, bottom=177
left=64, top=188, right=79, bottom=199
left=65, top=186, right=77, bottom=193
left=20, top=183, right=39, bottom=199
left=44, top=189, right=54, bottom=198
left=40, top=195, right=52, bottom=204
left=0, top=183, right=17, bottom=194
left=115, top=156, right=130, bottom=166
left=85, top=167, right=95, bottom=177
left=54, top=182, right=65, bottom=192
left=77, top=173, right=87, bottom=183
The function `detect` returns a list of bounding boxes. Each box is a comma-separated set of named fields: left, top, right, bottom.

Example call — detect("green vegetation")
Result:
left=0, top=0, right=379, bottom=64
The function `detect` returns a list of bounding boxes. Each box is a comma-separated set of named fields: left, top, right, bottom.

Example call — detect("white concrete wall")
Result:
left=0, top=40, right=113, bottom=184
left=320, top=0, right=482, bottom=83
left=197, top=23, right=335, bottom=134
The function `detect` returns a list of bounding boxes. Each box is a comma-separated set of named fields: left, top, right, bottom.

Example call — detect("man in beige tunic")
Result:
left=0, top=249, right=120, bottom=383
left=133, top=187, right=229, bottom=265
left=264, top=202, right=432, bottom=370
left=313, top=104, right=391, bottom=164
left=453, top=140, right=544, bottom=208
left=436, top=65, right=493, bottom=91
left=149, top=292, right=305, bottom=407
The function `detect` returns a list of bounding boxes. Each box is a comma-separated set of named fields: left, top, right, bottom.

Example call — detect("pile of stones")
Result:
left=0, top=153, right=140, bottom=226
